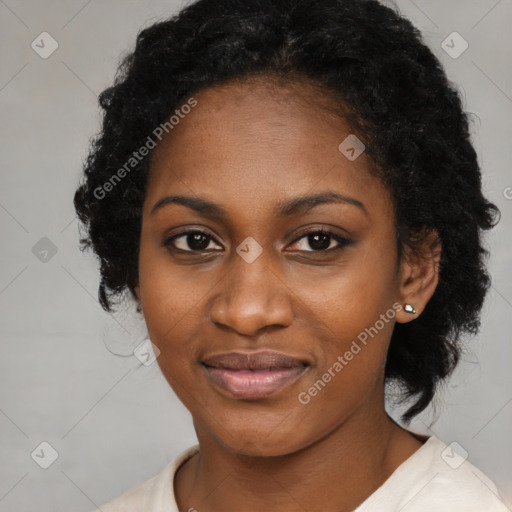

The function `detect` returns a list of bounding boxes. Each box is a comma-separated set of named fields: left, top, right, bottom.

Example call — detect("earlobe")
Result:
left=404, top=303, right=416, bottom=314
left=395, top=230, right=441, bottom=324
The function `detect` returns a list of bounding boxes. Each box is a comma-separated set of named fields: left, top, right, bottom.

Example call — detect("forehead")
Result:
left=145, top=78, right=392, bottom=220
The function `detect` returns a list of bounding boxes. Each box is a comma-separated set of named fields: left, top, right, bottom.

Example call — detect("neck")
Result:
left=175, top=397, right=422, bottom=512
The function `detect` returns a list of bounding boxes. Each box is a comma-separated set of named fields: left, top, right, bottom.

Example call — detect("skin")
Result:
left=134, top=78, right=441, bottom=512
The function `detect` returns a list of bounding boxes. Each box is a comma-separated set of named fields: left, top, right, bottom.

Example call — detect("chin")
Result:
left=203, top=415, right=316, bottom=458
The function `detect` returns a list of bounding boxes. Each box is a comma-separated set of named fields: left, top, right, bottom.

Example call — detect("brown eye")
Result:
left=289, top=230, right=353, bottom=253
left=164, top=230, right=222, bottom=252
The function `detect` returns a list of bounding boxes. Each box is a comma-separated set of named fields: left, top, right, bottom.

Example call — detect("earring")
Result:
left=404, top=303, right=416, bottom=314
left=136, top=303, right=143, bottom=313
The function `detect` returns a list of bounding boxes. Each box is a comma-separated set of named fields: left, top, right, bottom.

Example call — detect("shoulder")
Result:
left=95, top=476, right=157, bottom=512
left=89, top=445, right=199, bottom=512
left=420, top=438, right=508, bottom=511
left=356, top=437, right=509, bottom=512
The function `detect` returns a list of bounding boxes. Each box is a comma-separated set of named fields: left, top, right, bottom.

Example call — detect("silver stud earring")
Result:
left=404, top=303, right=416, bottom=314
left=136, top=303, right=143, bottom=314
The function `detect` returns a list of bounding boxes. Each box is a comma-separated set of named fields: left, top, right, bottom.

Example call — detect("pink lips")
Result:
left=202, top=350, right=309, bottom=399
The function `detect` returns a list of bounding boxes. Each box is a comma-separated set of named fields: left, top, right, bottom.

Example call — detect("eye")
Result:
left=288, top=229, right=352, bottom=253
left=164, top=229, right=222, bottom=252
left=164, top=228, right=352, bottom=254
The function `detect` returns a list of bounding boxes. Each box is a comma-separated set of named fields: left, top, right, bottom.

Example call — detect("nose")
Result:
left=208, top=252, right=294, bottom=336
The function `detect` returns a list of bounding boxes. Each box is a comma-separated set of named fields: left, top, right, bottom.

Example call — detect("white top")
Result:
left=93, top=437, right=509, bottom=511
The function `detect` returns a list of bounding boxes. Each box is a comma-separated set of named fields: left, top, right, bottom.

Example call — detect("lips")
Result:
left=201, top=350, right=309, bottom=399
left=202, top=350, right=308, bottom=371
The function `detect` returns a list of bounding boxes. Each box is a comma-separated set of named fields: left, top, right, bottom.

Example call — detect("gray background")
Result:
left=0, top=0, right=511, bottom=510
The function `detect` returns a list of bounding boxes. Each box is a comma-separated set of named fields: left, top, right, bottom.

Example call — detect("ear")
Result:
left=134, top=285, right=141, bottom=302
left=395, top=229, right=441, bottom=324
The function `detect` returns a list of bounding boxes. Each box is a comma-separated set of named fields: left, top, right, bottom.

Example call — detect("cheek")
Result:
left=290, top=229, right=398, bottom=345
left=137, top=238, right=207, bottom=369
left=138, top=228, right=208, bottom=325
left=290, top=234, right=398, bottom=409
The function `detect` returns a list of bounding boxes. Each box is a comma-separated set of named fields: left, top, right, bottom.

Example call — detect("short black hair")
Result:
left=73, top=0, right=500, bottom=421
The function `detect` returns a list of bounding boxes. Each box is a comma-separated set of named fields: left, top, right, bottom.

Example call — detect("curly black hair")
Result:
left=73, top=0, right=499, bottom=421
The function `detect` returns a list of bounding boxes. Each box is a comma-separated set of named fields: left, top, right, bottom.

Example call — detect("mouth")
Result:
left=201, top=350, right=310, bottom=399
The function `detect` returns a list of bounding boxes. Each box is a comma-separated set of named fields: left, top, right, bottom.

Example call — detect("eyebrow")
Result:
left=150, top=191, right=367, bottom=218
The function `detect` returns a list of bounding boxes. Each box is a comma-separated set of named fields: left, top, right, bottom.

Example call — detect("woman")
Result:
left=74, top=0, right=508, bottom=510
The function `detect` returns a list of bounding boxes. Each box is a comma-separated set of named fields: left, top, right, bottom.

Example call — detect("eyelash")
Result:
left=163, top=228, right=352, bottom=254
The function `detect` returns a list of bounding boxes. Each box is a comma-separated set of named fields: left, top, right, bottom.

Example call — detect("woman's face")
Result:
left=136, top=79, right=408, bottom=456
